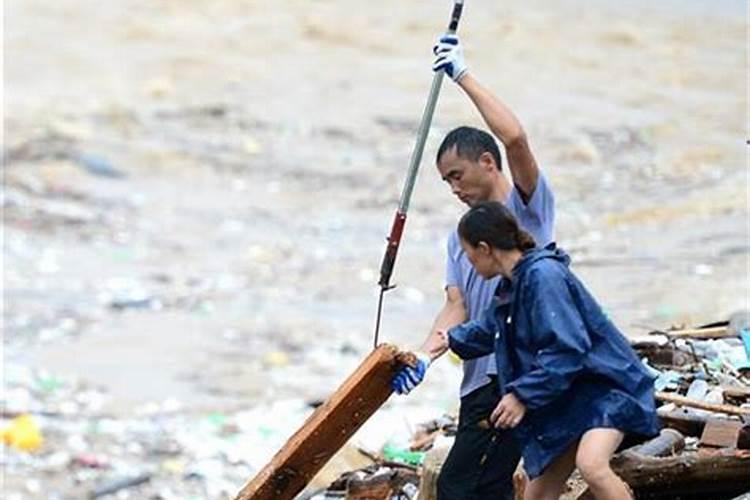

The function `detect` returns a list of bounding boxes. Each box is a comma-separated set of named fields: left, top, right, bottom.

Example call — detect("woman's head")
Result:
left=457, top=201, right=536, bottom=278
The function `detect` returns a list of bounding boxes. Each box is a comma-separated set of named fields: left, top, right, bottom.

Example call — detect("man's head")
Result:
left=436, top=126, right=506, bottom=207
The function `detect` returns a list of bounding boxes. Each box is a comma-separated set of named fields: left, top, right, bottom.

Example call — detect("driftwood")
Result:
left=346, top=467, right=419, bottom=500
left=233, top=344, right=415, bottom=500
left=655, top=391, right=750, bottom=417
left=656, top=326, right=734, bottom=339
left=737, top=424, right=750, bottom=450
left=607, top=448, right=750, bottom=497
left=578, top=430, right=750, bottom=498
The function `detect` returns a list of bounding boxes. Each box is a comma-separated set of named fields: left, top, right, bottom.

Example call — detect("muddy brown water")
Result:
left=4, top=0, right=747, bottom=420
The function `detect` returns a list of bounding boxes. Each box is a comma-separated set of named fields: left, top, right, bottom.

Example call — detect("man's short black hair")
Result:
left=436, top=126, right=503, bottom=171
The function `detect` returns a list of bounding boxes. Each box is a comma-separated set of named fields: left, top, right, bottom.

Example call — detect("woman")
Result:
left=434, top=201, right=659, bottom=500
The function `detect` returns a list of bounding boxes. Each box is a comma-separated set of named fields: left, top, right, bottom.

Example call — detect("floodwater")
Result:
left=3, top=0, right=748, bottom=496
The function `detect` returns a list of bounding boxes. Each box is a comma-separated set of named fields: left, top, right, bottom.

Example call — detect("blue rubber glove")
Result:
left=391, top=353, right=431, bottom=395
left=432, top=34, right=468, bottom=82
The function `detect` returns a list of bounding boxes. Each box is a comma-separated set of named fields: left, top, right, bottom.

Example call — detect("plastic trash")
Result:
left=2, top=414, right=43, bottom=452
left=75, top=153, right=125, bottom=178
left=90, top=472, right=152, bottom=498
left=382, top=443, right=425, bottom=466
left=685, top=379, right=709, bottom=401
left=741, top=329, right=750, bottom=355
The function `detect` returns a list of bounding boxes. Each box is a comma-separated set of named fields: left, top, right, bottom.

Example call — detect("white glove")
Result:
left=432, top=34, right=468, bottom=82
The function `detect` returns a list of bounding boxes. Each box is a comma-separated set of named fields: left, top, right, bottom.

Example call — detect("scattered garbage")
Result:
left=305, top=320, right=750, bottom=500
left=2, top=414, right=44, bottom=452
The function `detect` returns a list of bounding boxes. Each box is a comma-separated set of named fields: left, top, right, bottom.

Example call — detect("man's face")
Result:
left=437, top=147, right=493, bottom=207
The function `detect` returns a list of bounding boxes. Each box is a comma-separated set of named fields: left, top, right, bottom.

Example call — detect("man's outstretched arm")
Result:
left=421, top=285, right=466, bottom=359
left=392, top=286, right=465, bottom=395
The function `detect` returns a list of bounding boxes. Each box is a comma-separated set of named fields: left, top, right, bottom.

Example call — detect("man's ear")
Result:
left=477, top=241, right=492, bottom=255
left=478, top=151, right=497, bottom=172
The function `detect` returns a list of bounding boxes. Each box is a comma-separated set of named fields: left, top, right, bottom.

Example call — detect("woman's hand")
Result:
left=490, top=392, right=526, bottom=429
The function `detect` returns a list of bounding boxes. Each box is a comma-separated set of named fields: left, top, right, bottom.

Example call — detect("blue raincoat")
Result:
left=448, top=246, right=660, bottom=478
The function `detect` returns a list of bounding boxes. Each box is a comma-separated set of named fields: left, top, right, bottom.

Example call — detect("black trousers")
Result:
left=437, top=378, right=521, bottom=500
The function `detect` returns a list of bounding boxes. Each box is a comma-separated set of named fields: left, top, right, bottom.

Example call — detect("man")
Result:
left=392, top=34, right=556, bottom=500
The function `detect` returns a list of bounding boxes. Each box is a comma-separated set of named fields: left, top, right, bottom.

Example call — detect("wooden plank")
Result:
left=659, top=326, right=733, bottom=339
left=656, top=391, right=750, bottom=417
left=610, top=449, right=750, bottom=495
left=700, top=418, right=744, bottom=448
left=234, top=344, right=415, bottom=500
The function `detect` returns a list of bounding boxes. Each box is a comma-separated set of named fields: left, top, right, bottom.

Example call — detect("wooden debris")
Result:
left=577, top=430, right=750, bottom=499
left=608, top=448, right=750, bottom=497
left=655, top=391, right=750, bottom=417
left=632, top=341, right=692, bottom=367
left=699, top=418, right=745, bottom=448
left=346, top=467, right=418, bottom=500
left=736, top=424, right=750, bottom=450
left=233, top=344, right=416, bottom=500
left=657, top=326, right=734, bottom=339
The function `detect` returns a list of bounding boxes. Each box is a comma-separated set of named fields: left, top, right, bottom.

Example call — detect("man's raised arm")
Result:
left=434, top=35, right=540, bottom=199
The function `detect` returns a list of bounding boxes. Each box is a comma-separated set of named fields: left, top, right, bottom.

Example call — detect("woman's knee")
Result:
left=575, top=450, right=612, bottom=485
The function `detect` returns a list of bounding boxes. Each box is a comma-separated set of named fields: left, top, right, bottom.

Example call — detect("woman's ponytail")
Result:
left=516, top=230, right=536, bottom=251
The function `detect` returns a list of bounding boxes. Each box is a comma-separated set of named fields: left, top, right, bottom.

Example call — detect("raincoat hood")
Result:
left=512, top=244, right=570, bottom=282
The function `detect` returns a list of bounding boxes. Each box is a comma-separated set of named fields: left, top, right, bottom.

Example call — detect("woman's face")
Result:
left=460, top=238, right=499, bottom=279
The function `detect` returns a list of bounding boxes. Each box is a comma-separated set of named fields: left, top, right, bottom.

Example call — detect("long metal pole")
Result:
left=374, top=1, right=465, bottom=348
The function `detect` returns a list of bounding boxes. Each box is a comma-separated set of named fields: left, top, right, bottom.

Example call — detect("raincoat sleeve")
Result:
left=447, top=306, right=497, bottom=360
left=505, top=265, right=592, bottom=409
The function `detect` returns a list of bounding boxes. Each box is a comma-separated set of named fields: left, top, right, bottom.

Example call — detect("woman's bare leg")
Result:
left=576, top=428, right=632, bottom=500
left=524, top=442, right=578, bottom=500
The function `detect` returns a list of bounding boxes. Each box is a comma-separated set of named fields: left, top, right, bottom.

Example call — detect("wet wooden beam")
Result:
left=658, top=326, right=733, bottom=339
left=609, top=448, right=750, bottom=496
left=234, top=344, right=416, bottom=500
left=656, top=391, right=750, bottom=417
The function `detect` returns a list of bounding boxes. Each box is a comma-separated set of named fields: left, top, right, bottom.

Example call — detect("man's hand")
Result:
left=490, top=392, right=527, bottom=429
left=423, top=329, right=449, bottom=359
left=391, top=353, right=431, bottom=395
left=432, top=34, right=468, bottom=82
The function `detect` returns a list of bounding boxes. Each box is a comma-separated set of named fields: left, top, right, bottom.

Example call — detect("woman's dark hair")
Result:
left=458, top=201, right=536, bottom=251
left=437, top=126, right=503, bottom=171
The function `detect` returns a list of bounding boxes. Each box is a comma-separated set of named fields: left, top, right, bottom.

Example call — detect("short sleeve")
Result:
left=508, top=174, right=555, bottom=247
left=445, top=231, right=462, bottom=289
